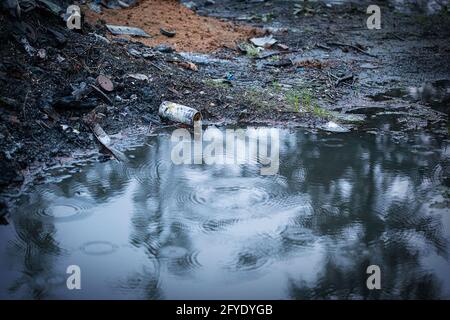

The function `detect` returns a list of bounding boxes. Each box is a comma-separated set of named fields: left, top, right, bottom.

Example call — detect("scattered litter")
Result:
left=153, top=44, right=175, bottom=53
left=182, top=1, right=197, bottom=10
left=128, top=48, right=142, bottom=57
left=332, top=113, right=366, bottom=124
left=226, top=73, right=234, bottom=81
left=118, top=0, right=131, bottom=8
left=142, top=51, right=155, bottom=59
left=159, top=101, right=202, bottom=125
left=127, top=73, right=149, bottom=81
left=160, top=28, right=176, bottom=37
left=250, top=35, right=277, bottom=48
left=71, top=82, right=91, bottom=100
left=321, top=121, right=349, bottom=133
left=90, top=33, right=110, bottom=44
left=276, top=43, right=289, bottom=51
left=89, top=122, right=127, bottom=162
left=96, top=75, right=114, bottom=92
left=106, top=25, right=151, bottom=38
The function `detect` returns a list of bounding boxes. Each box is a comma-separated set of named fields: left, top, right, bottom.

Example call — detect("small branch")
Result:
left=328, top=42, right=378, bottom=58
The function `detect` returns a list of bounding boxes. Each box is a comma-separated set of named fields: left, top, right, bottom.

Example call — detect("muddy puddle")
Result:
left=0, top=126, right=449, bottom=299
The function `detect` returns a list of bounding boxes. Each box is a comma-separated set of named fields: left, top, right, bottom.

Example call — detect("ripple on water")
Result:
left=127, top=158, right=172, bottom=185
left=201, top=218, right=241, bottom=233
left=167, top=250, right=202, bottom=274
left=29, top=196, right=95, bottom=223
left=158, top=245, right=202, bottom=273
left=80, top=241, right=119, bottom=255
left=320, top=137, right=345, bottom=148
left=281, top=225, right=316, bottom=248
left=225, top=249, right=273, bottom=273
left=174, top=177, right=308, bottom=221
left=159, top=245, right=188, bottom=259
left=177, top=185, right=271, bottom=210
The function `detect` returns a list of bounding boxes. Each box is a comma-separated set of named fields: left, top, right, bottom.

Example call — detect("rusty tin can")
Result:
left=158, top=101, right=202, bottom=125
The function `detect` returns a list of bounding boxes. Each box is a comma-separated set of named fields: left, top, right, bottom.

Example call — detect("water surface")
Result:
left=0, top=127, right=449, bottom=299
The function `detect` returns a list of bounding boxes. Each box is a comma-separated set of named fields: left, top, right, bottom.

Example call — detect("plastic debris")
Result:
left=90, top=122, right=127, bottom=162
left=128, top=48, right=142, bottom=57
left=159, top=101, right=202, bottom=125
left=90, top=33, right=110, bottom=44
left=250, top=35, right=277, bottom=48
left=276, top=43, right=289, bottom=50
left=37, top=48, right=46, bottom=59
left=182, top=1, right=197, bottom=10
left=321, top=121, right=349, bottom=133
left=106, top=25, right=151, bottom=38
left=127, top=73, right=149, bottom=81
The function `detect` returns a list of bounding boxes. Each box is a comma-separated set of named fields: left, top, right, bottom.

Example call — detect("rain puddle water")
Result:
left=0, top=127, right=449, bottom=299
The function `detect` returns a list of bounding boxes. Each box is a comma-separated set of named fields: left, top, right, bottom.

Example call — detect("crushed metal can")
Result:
left=158, top=101, right=202, bottom=125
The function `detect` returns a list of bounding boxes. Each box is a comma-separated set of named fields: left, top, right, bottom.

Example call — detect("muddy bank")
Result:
left=1, top=0, right=449, bottom=198
left=0, top=2, right=265, bottom=192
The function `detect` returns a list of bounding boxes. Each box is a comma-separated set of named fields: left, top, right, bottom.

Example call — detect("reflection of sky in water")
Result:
left=0, top=128, right=449, bottom=299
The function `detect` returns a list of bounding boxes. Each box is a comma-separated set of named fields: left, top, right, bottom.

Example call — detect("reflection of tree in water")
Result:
left=60, top=160, right=130, bottom=202
left=6, top=149, right=139, bottom=298
left=5, top=128, right=447, bottom=299
left=7, top=208, right=61, bottom=299
left=283, top=131, right=448, bottom=299
left=125, top=136, right=187, bottom=298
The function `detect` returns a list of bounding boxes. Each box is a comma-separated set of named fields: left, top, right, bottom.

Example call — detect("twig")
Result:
left=335, top=74, right=354, bottom=86
left=328, top=42, right=378, bottom=58
left=90, top=84, right=113, bottom=105
left=316, top=43, right=331, bottom=51
left=22, top=90, right=30, bottom=120
left=149, top=61, right=163, bottom=72
left=256, top=49, right=300, bottom=60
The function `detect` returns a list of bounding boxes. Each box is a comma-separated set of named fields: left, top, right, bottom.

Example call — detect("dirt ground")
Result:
left=84, top=0, right=260, bottom=52
left=1, top=0, right=449, bottom=205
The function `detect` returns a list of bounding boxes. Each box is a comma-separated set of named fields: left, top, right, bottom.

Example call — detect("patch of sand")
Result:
left=85, top=0, right=259, bottom=53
